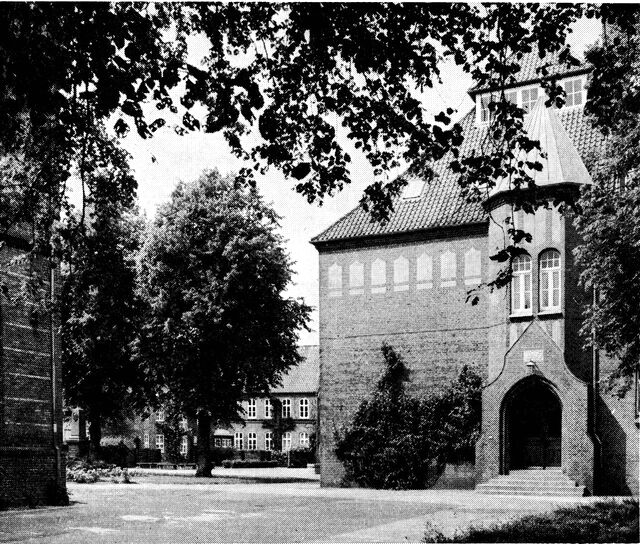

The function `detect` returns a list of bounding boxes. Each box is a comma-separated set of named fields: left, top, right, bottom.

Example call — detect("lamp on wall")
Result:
left=526, top=360, right=537, bottom=375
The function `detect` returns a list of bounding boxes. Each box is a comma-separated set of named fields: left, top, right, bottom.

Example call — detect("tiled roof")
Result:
left=270, top=345, right=319, bottom=394
left=312, top=105, right=604, bottom=245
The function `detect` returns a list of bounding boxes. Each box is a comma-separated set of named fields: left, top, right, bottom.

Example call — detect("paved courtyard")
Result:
left=0, top=478, right=601, bottom=543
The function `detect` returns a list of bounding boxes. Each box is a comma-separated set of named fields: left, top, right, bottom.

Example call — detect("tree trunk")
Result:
left=195, top=410, right=213, bottom=477
left=88, top=412, right=102, bottom=460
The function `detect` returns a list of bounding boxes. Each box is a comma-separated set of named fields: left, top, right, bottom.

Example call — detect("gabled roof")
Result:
left=492, top=97, right=593, bottom=195
left=312, top=105, right=604, bottom=246
left=270, top=345, right=319, bottom=394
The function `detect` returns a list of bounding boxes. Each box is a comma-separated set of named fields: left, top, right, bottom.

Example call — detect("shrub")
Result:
left=425, top=500, right=639, bottom=543
left=335, top=343, right=482, bottom=489
left=66, top=459, right=133, bottom=484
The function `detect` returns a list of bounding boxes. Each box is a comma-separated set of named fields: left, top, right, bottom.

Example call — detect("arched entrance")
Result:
left=503, top=378, right=562, bottom=471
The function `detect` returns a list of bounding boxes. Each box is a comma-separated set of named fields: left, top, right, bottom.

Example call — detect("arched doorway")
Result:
left=503, top=378, right=562, bottom=471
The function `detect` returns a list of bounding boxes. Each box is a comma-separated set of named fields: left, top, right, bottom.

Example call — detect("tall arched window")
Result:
left=539, top=249, right=561, bottom=312
left=511, top=254, right=532, bottom=314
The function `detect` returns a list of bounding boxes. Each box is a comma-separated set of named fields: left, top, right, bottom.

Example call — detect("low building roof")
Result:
left=270, top=345, right=319, bottom=394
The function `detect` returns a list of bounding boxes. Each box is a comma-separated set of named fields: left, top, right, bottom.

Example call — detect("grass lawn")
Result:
left=424, top=500, right=639, bottom=543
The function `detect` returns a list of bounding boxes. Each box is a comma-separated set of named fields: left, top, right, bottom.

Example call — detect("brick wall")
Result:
left=316, top=227, right=489, bottom=486
left=0, top=236, right=66, bottom=506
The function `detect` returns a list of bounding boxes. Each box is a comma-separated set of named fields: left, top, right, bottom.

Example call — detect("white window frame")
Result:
left=511, top=254, right=532, bottom=315
left=282, top=432, right=292, bottom=452
left=264, top=398, right=272, bottom=419
left=234, top=432, right=243, bottom=450
left=180, top=436, right=188, bottom=456
left=539, top=250, right=561, bottom=313
left=281, top=398, right=291, bottom=419
left=247, top=432, right=257, bottom=450
left=370, top=258, right=387, bottom=294
left=299, top=398, right=310, bottom=419
left=143, top=433, right=150, bottom=449
left=265, top=432, right=273, bottom=451
left=155, top=409, right=165, bottom=423
left=299, top=432, right=309, bottom=448
left=155, top=434, right=165, bottom=453
left=179, top=417, right=188, bottom=431
left=247, top=398, right=257, bottom=419
left=440, top=250, right=457, bottom=287
left=521, top=85, right=539, bottom=114
left=563, top=76, right=584, bottom=108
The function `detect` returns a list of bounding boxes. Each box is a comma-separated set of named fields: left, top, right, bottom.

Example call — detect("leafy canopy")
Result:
left=137, top=169, right=310, bottom=423
left=575, top=12, right=640, bottom=388
left=0, top=4, right=616, bottom=247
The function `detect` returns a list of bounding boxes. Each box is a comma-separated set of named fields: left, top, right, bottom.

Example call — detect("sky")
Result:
left=116, top=16, right=602, bottom=346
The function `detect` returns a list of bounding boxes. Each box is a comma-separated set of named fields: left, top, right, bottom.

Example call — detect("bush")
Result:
left=100, top=442, right=134, bottom=467
left=221, top=459, right=279, bottom=468
left=137, top=448, right=162, bottom=464
left=335, top=343, right=482, bottom=489
left=424, top=500, right=639, bottom=543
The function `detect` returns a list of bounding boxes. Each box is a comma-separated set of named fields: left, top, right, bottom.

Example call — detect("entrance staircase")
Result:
left=476, top=469, right=586, bottom=496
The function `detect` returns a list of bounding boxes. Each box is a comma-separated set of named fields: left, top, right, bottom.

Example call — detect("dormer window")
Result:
left=521, top=86, right=539, bottom=113
left=402, top=177, right=425, bottom=199
left=563, top=77, right=583, bottom=107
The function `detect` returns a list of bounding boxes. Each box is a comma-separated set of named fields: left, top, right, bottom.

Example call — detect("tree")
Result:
left=137, top=170, right=311, bottom=476
left=0, top=4, right=616, bottom=243
left=574, top=10, right=640, bottom=389
left=60, top=161, right=147, bottom=455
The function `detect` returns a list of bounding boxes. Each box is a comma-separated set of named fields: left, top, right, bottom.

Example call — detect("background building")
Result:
left=312, top=55, right=639, bottom=495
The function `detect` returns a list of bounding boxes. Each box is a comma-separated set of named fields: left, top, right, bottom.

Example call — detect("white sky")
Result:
left=116, top=17, right=601, bottom=346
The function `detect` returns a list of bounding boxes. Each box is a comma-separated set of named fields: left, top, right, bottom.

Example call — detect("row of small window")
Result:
left=234, top=431, right=310, bottom=451
left=511, top=249, right=561, bottom=314
left=477, top=76, right=585, bottom=124
left=246, top=398, right=310, bottom=419
left=328, top=248, right=482, bottom=297
left=154, top=410, right=189, bottom=430
left=143, top=433, right=189, bottom=455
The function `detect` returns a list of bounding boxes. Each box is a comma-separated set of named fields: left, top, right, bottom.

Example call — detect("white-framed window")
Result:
left=349, top=261, right=364, bottom=295
left=370, top=258, right=387, bottom=294
left=416, top=253, right=433, bottom=290
left=247, top=398, right=257, bottom=419
left=464, top=248, right=482, bottom=285
left=265, top=432, right=273, bottom=451
left=328, top=263, right=342, bottom=297
left=540, top=249, right=561, bottom=312
left=179, top=417, right=188, bottom=431
left=299, top=432, right=310, bottom=448
left=299, top=398, right=310, bottom=419
left=234, top=432, right=243, bottom=450
left=155, top=409, right=165, bottom=423
left=563, top=77, right=584, bottom=107
left=248, top=432, right=257, bottom=450
left=180, top=436, right=188, bottom=456
left=143, top=433, right=150, bottom=449
left=155, top=434, right=165, bottom=453
left=282, top=432, right=292, bottom=452
left=393, top=256, right=409, bottom=292
left=440, top=250, right=457, bottom=287
left=264, top=398, right=272, bottom=419
left=282, top=398, right=291, bottom=418
left=521, top=86, right=539, bottom=113
left=511, top=254, right=532, bottom=314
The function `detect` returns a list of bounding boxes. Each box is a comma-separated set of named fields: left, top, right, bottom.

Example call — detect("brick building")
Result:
left=110, top=345, right=319, bottom=462
left=0, top=227, right=66, bottom=505
left=222, top=345, right=319, bottom=454
left=311, top=56, right=639, bottom=495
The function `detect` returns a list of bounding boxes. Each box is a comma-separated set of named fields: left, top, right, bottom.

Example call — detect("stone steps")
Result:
left=476, top=469, right=586, bottom=496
